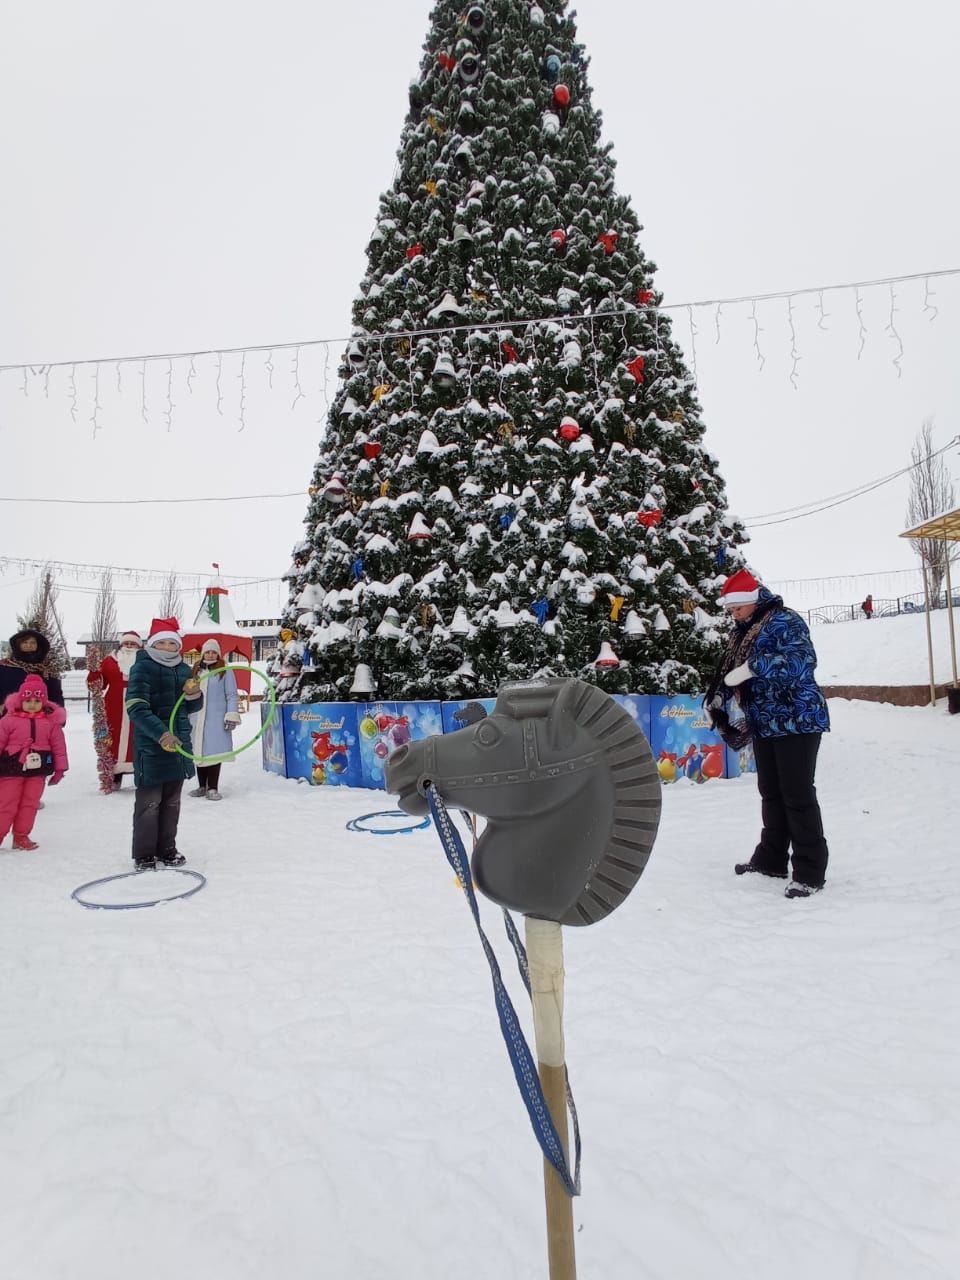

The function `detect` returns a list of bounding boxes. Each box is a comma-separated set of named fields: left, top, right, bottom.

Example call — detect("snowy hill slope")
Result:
left=809, top=604, right=959, bottom=687
left=0, top=700, right=958, bottom=1280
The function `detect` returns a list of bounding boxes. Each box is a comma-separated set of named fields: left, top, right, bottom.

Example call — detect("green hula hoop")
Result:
left=168, top=664, right=278, bottom=765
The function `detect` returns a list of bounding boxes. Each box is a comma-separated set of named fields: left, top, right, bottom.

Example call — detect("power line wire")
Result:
left=744, top=435, right=960, bottom=527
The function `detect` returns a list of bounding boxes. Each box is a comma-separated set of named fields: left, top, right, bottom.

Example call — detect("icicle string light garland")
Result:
left=2, top=267, right=955, bottom=377
left=0, top=490, right=308, bottom=506
left=0, top=554, right=282, bottom=591
left=768, top=567, right=926, bottom=589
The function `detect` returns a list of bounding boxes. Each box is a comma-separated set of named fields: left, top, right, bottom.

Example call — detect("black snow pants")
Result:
left=132, top=780, right=184, bottom=862
left=750, top=733, right=829, bottom=888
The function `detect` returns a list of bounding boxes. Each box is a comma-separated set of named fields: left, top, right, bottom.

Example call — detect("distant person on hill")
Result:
left=0, top=629, right=65, bottom=710
left=704, top=569, right=831, bottom=899
left=861, top=594, right=874, bottom=619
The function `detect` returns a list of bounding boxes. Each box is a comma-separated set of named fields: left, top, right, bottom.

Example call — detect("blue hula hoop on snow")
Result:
left=71, top=867, right=207, bottom=911
left=345, top=809, right=432, bottom=835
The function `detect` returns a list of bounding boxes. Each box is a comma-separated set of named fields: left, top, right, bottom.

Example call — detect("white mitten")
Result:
left=724, top=662, right=753, bottom=688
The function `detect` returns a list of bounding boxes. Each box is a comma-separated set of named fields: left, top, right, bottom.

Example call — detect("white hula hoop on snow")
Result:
left=71, top=867, right=207, bottom=911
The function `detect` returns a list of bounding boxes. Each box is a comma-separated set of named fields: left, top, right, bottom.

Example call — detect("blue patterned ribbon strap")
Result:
left=426, top=786, right=581, bottom=1197
left=501, top=908, right=582, bottom=1185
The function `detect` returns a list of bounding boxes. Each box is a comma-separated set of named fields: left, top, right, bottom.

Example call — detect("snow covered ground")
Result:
left=810, top=604, right=959, bottom=687
left=1, top=656, right=958, bottom=1277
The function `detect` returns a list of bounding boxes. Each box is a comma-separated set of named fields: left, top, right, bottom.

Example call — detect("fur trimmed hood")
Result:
left=7, top=629, right=52, bottom=665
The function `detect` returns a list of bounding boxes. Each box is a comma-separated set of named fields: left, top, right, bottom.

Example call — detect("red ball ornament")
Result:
left=626, top=355, right=646, bottom=383
left=637, top=508, right=663, bottom=529
left=362, top=442, right=382, bottom=461
left=558, top=416, right=581, bottom=443
left=637, top=289, right=654, bottom=305
left=405, top=242, right=424, bottom=261
left=550, top=228, right=567, bottom=252
left=552, top=84, right=571, bottom=108
left=598, top=231, right=618, bottom=256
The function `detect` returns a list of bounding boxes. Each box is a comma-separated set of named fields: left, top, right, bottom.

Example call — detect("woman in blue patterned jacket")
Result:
left=705, top=569, right=830, bottom=898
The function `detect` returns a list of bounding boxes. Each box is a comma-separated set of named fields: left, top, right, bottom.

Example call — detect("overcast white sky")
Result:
left=2, top=0, right=958, bottom=645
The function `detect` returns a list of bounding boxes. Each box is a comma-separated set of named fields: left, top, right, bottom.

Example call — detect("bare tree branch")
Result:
left=17, top=567, right=71, bottom=673
left=91, top=569, right=118, bottom=648
left=905, top=419, right=958, bottom=600
left=157, top=571, right=184, bottom=624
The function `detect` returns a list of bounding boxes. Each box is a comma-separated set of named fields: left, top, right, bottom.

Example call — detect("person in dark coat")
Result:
left=0, top=629, right=65, bottom=710
left=705, top=569, right=831, bottom=898
left=125, top=618, right=202, bottom=869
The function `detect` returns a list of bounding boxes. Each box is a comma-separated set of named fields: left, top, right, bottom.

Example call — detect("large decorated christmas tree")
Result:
left=276, top=0, right=746, bottom=702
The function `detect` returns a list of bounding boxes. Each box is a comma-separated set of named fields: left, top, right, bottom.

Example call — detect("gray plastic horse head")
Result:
left=385, top=677, right=662, bottom=926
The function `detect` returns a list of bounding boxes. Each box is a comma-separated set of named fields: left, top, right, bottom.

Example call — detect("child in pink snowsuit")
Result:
left=0, top=675, right=68, bottom=850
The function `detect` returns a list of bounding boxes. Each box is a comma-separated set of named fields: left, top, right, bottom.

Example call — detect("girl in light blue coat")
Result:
left=188, top=640, right=240, bottom=800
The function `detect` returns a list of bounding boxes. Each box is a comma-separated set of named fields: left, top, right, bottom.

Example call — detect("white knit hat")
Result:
left=200, top=638, right=222, bottom=656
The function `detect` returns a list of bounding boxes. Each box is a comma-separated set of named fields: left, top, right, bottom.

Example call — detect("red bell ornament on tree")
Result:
left=558, top=416, right=581, bottom=443
left=552, top=83, right=571, bottom=108
left=637, top=289, right=654, bottom=305
left=550, top=228, right=567, bottom=252
left=406, top=242, right=424, bottom=261
left=362, top=441, right=382, bottom=461
left=626, top=355, right=645, bottom=383
left=594, top=641, right=621, bottom=669
left=598, top=231, right=618, bottom=256
left=437, top=50, right=456, bottom=72
left=637, top=508, right=663, bottom=529
left=322, top=474, right=348, bottom=505
left=501, top=340, right=518, bottom=363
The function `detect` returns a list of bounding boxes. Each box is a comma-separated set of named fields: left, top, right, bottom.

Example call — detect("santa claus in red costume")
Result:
left=87, top=631, right=142, bottom=789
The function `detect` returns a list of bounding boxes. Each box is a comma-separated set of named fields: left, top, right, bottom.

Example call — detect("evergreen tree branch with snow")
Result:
left=277, top=0, right=746, bottom=702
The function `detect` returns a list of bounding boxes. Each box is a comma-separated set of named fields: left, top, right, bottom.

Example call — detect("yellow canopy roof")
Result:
left=900, top=504, right=960, bottom=542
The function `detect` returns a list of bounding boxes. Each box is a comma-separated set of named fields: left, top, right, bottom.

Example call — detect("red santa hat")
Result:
left=719, top=569, right=760, bottom=608
left=147, top=617, right=183, bottom=648
left=18, top=674, right=48, bottom=704
left=120, top=631, right=142, bottom=645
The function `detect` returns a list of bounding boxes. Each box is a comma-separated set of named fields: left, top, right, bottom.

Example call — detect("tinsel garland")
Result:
left=86, top=643, right=117, bottom=794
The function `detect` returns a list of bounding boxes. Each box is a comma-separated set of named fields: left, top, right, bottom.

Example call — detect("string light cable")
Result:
left=0, top=489, right=306, bottom=507
left=2, top=267, right=956, bottom=376
left=0, top=554, right=283, bottom=589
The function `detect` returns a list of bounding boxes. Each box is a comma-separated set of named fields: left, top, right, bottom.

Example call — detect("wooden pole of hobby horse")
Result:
left=525, top=917, right=576, bottom=1280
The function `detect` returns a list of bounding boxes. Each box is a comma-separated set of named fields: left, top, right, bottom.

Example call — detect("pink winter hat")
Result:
left=19, top=675, right=48, bottom=703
